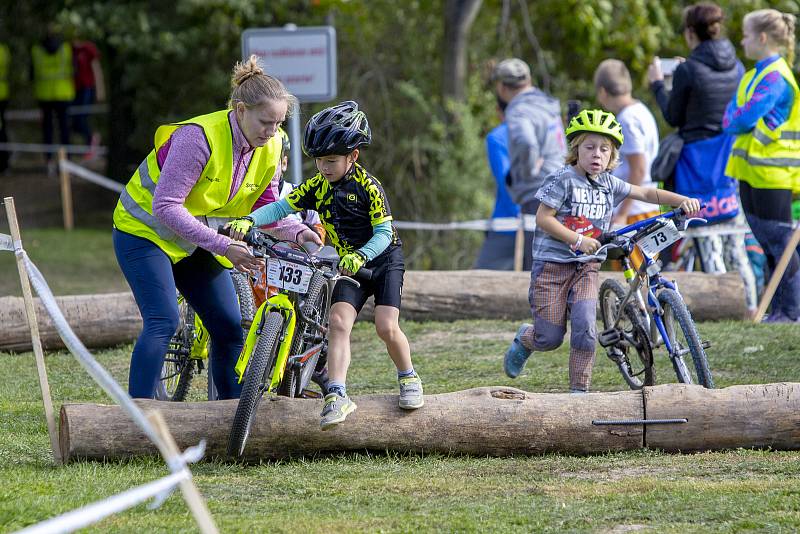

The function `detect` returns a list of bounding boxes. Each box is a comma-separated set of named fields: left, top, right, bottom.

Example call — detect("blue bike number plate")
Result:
left=266, top=259, right=313, bottom=293
left=636, top=220, right=680, bottom=256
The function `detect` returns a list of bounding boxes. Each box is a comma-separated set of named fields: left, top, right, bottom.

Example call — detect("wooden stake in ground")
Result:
left=513, top=214, right=525, bottom=272
left=4, top=196, right=62, bottom=465
left=57, top=147, right=73, bottom=231
left=753, top=220, right=800, bottom=323
left=146, top=411, right=219, bottom=534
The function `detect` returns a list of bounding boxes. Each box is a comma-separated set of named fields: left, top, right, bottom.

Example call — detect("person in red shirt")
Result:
left=71, top=38, right=105, bottom=158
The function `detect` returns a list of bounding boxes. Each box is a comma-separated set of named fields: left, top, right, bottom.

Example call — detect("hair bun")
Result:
left=232, top=55, right=265, bottom=87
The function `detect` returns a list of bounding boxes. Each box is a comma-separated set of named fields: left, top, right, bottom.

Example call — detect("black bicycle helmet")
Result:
left=303, top=100, right=371, bottom=157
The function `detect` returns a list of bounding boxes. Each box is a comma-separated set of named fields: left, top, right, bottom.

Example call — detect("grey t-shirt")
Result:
left=533, top=165, right=631, bottom=263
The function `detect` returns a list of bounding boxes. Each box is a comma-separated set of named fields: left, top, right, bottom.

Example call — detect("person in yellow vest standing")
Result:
left=31, top=24, right=74, bottom=169
left=112, top=56, right=322, bottom=399
left=0, top=39, right=10, bottom=173
left=723, top=9, right=800, bottom=322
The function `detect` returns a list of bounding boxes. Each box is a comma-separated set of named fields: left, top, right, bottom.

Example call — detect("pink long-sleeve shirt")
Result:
left=151, top=111, right=304, bottom=257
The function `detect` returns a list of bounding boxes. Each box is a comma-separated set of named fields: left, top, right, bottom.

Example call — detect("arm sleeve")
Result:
left=507, top=110, right=541, bottom=182
left=152, top=125, right=232, bottom=257
left=253, top=171, right=315, bottom=242
left=723, top=71, right=788, bottom=134
left=486, top=132, right=511, bottom=183
left=650, top=63, right=691, bottom=128
left=250, top=198, right=295, bottom=227
left=535, top=174, right=568, bottom=210
left=357, top=221, right=393, bottom=261
left=610, top=176, right=632, bottom=208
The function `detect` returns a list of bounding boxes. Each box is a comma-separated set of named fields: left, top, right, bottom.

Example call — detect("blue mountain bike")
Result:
left=596, top=207, right=714, bottom=390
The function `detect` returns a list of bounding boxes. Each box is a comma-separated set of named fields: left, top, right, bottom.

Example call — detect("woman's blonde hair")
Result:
left=565, top=132, right=620, bottom=171
left=745, top=9, right=796, bottom=66
left=228, top=55, right=298, bottom=115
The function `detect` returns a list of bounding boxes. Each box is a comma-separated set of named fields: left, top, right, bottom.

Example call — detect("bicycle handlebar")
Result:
left=218, top=225, right=373, bottom=280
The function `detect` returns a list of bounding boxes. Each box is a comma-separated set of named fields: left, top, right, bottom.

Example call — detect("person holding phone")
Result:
left=647, top=2, right=758, bottom=318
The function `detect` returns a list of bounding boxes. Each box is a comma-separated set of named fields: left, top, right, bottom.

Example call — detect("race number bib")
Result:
left=636, top=220, right=681, bottom=256
left=266, top=259, right=313, bottom=294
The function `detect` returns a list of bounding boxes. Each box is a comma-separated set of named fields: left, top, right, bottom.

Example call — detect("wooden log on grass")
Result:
left=59, top=387, right=644, bottom=462
left=1, top=271, right=745, bottom=352
left=0, top=292, right=141, bottom=352
left=59, top=383, right=800, bottom=462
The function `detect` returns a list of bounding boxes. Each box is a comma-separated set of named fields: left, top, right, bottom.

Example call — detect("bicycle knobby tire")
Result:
left=227, top=310, right=284, bottom=458
left=657, top=288, right=714, bottom=388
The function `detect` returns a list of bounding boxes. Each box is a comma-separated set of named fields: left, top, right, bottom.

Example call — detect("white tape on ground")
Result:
left=0, top=233, right=12, bottom=251
left=6, top=104, right=109, bottom=122
left=394, top=214, right=536, bottom=232
left=60, top=160, right=124, bottom=193
left=15, top=470, right=189, bottom=534
left=0, top=142, right=107, bottom=155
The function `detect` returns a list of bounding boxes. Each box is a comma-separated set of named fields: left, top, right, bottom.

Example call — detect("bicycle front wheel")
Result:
left=657, top=288, right=714, bottom=388
left=599, top=279, right=654, bottom=389
left=227, top=311, right=284, bottom=458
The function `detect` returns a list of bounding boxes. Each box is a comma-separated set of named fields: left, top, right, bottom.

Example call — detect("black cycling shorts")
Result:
left=333, top=246, right=404, bottom=312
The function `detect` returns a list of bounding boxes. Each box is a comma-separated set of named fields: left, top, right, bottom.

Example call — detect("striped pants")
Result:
left=521, top=260, right=600, bottom=391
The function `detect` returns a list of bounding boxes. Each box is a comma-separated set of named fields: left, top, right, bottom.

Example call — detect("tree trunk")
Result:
left=443, top=0, right=482, bottom=101
left=645, top=383, right=800, bottom=452
left=0, top=292, right=141, bottom=352
left=358, top=270, right=747, bottom=322
left=59, top=383, right=800, bottom=463
left=59, top=387, right=643, bottom=462
left=0, top=271, right=746, bottom=352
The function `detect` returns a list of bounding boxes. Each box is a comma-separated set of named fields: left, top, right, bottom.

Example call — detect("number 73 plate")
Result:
left=266, top=258, right=313, bottom=293
left=635, top=219, right=681, bottom=256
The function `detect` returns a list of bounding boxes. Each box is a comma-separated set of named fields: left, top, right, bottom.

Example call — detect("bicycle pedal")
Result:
left=701, top=340, right=711, bottom=349
left=598, top=328, right=621, bottom=348
left=299, top=389, right=322, bottom=399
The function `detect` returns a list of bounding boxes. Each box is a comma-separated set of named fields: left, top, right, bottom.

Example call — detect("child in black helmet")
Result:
left=230, top=100, right=422, bottom=429
left=503, top=109, right=700, bottom=393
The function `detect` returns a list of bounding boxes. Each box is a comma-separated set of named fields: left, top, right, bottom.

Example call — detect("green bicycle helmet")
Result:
left=565, top=109, right=624, bottom=147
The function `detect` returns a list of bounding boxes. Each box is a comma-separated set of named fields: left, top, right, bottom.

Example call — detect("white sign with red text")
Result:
left=242, top=26, right=337, bottom=103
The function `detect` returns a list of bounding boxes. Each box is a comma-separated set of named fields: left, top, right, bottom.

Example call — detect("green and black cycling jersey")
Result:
left=285, top=162, right=402, bottom=256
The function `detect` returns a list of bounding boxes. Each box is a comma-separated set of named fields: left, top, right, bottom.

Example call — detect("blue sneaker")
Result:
left=504, top=324, right=533, bottom=378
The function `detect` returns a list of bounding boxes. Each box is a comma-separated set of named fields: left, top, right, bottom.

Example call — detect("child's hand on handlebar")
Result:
left=679, top=198, right=702, bottom=217
left=575, top=236, right=601, bottom=254
left=225, top=216, right=255, bottom=241
left=225, top=241, right=262, bottom=274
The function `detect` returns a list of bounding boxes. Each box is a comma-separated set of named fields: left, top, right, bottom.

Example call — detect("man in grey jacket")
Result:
left=493, top=58, right=566, bottom=216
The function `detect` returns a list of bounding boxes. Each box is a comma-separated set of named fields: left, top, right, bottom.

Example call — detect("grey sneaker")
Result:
left=398, top=375, right=424, bottom=409
left=320, top=393, right=357, bottom=430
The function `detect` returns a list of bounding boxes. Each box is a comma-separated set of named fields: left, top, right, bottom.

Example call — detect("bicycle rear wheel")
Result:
left=227, top=311, right=284, bottom=458
left=156, top=300, right=196, bottom=401
left=282, top=271, right=330, bottom=396
left=231, top=270, right=256, bottom=330
left=599, top=279, right=654, bottom=389
left=657, top=288, right=714, bottom=388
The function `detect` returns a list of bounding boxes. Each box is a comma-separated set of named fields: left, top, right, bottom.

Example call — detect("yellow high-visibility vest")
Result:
left=112, top=109, right=281, bottom=265
left=0, top=43, right=9, bottom=101
left=726, top=57, right=800, bottom=192
left=31, top=42, right=75, bottom=101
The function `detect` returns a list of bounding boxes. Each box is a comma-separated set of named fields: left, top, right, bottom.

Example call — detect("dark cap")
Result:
left=492, top=58, right=531, bottom=85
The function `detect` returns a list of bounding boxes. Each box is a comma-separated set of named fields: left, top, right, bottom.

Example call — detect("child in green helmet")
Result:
left=503, top=109, right=701, bottom=393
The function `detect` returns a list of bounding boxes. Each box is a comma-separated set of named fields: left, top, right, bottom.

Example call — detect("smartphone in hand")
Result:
left=660, top=57, right=680, bottom=77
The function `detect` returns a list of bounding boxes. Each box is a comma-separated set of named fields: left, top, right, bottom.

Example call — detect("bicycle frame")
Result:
left=235, top=292, right=297, bottom=390
left=605, top=209, right=701, bottom=356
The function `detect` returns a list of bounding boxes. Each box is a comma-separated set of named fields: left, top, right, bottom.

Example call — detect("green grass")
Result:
left=3, top=319, right=800, bottom=533
left=0, top=228, right=128, bottom=296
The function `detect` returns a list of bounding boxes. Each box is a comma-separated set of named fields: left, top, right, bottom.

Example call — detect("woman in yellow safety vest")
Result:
left=112, top=56, right=321, bottom=399
left=723, top=9, right=800, bottom=323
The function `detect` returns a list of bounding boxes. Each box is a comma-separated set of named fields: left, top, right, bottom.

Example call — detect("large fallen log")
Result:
left=0, top=293, right=141, bottom=352
left=2, top=271, right=745, bottom=352
left=59, top=383, right=800, bottom=463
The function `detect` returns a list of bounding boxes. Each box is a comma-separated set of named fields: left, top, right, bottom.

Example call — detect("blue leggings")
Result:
left=113, top=229, right=243, bottom=399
